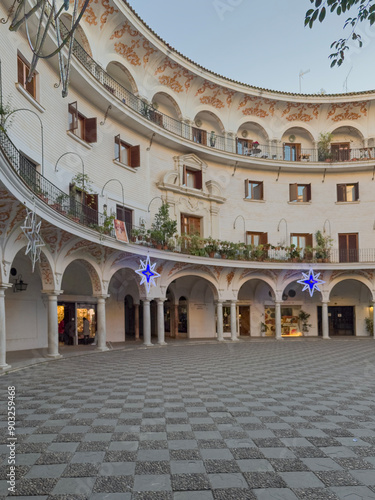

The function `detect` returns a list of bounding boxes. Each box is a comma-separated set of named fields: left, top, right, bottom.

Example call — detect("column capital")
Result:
left=0, top=283, right=13, bottom=292
left=94, top=294, right=110, bottom=301
left=156, top=297, right=166, bottom=304
left=230, top=299, right=237, bottom=304
left=215, top=299, right=224, bottom=305
left=142, top=298, right=151, bottom=305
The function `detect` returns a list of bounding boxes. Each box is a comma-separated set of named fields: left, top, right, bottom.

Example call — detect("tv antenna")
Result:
left=299, top=69, right=310, bottom=93
left=343, top=66, right=353, bottom=93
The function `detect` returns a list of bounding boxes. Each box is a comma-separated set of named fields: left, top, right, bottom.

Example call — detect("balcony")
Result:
left=59, top=22, right=374, bottom=165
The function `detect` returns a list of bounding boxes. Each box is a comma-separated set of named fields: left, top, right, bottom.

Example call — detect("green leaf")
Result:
left=315, top=0, right=322, bottom=6
left=319, top=6, right=326, bottom=21
left=330, top=59, right=337, bottom=67
left=306, top=8, right=315, bottom=16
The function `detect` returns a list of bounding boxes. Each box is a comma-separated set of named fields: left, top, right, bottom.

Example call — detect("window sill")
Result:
left=335, top=200, right=360, bottom=204
left=287, top=201, right=311, bottom=205
left=113, top=159, right=137, bottom=173
left=243, top=198, right=265, bottom=203
left=66, top=130, right=92, bottom=150
left=15, top=83, right=44, bottom=113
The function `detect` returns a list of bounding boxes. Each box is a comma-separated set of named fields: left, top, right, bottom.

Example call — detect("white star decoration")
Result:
left=297, top=269, right=325, bottom=297
left=21, top=209, right=45, bottom=272
left=135, top=255, right=160, bottom=294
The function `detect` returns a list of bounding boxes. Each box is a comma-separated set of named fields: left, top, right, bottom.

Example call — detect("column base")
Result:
left=0, top=363, right=11, bottom=371
left=231, top=337, right=239, bottom=342
left=143, top=342, right=154, bottom=347
left=275, top=337, right=284, bottom=341
left=217, top=338, right=225, bottom=342
left=97, top=346, right=109, bottom=351
left=46, top=353, right=62, bottom=359
left=158, top=341, right=167, bottom=346
left=322, top=336, right=331, bottom=340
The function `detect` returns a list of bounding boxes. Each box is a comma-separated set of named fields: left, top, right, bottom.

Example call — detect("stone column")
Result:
left=43, top=291, right=63, bottom=358
left=156, top=298, right=167, bottom=345
left=275, top=301, right=282, bottom=340
left=230, top=300, right=238, bottom=341
left=216, top=300, right=224, bottom=341
left=0, top=285, right=12, bottom=371
left=134, top=303, right=140, bottom=340
left=372, top=301, right=375, bottom=339
left=96, top=295, right=109, bottom=351
left=143, top=299, right=152, bottom=346
left=174, top=303, right=179, bottom=339
left=322, top=301, right=330, bottom=339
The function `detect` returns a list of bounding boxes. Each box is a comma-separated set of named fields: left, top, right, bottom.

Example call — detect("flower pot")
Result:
left=209, top=252, right=215, bottom=258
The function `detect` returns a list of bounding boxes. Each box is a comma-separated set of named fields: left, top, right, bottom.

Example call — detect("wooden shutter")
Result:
left=338, top=234, right=348, bottom=262
left=259, top=233, right=268, bottom=244
left=289, top=183, right=298, bottom=202
left=84, top=117, right=97, bottom=143
left=244, top=179, right=249, bottom=198
left=348, top=233, right=358, bottom=262
left=17, top=56, right=24, bottom=85
left=337, top=184, right=345, bottom=202
left=305, top=184, right=311, bottom=202
left=306, top=234, right=313, bottom=247
left=354, top=182, right=359, bottom=201
left=130, top=145, right=140, bottom=168
left=68, top=102, right=78, bottom=131
left=195, top=172, right=202, bottom=190
left=25, top=70, right=35, bottom=97
left=201, top=130, right=207, bottom=145
left=114, top=134, right=120, bottom=161
left=183, top=166, right=187, bottom=186
left=259, top=182, right=264, bottom=200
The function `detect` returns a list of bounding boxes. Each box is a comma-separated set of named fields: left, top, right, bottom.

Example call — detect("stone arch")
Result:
left=328, top=274, right=375, bottom=301
left=329, top=123, right=365, bottom=141
left=236, top=119, right=271, bottom=142
left=151, top=90, right=183, bottom=120
left=237, top=274, right=277, bottom=298
left=60, top=13, right=93, bottom=57
left=193, top=108, right=225, bottom=136
left=279, top=271, right=325, bottom=302
left=106, top=60, right=138, bottom=95
left=60, top=257, right=103, bottom=295
left=279, top=124, right=316, bottom=143
left=164, top=270, right=219, bottom=300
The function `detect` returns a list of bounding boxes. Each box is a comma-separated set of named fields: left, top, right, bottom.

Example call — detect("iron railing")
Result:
left=59, top=22, right=375, bottom=164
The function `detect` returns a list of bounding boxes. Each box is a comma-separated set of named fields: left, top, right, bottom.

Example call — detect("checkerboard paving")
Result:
left=2, top=339, right=375, bottom=498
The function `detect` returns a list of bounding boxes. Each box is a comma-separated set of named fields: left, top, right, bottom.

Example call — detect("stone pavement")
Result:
left=1, top=338, right=375, bottom=499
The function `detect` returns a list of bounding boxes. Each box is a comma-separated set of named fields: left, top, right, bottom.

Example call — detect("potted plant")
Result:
left=287, top=244, right=301, bottom=262
left=188, top=234, right=206, bottom=256
left=150, top=203, right=177, bottom=248
left=70, top=173, right=97, bottom=205
left=365, top=317, right=373, bottom=336
left=219, top=240, right=231, bottom=259
left=209, top=131, right=216, bottom=147
left=298, top=309, right=312, bottom=334
left=204, top=237, right=219, bottom=258
left=315, top=230, right=333, bottom=262
left=51, top=193, right=68, bottom=213
left=317, top=132, right=333, bottom=162
left=99, top=209, right=115, bottom=235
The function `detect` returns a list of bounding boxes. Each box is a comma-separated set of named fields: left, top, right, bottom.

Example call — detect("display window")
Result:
left=264, top=306, right=302, bottom=337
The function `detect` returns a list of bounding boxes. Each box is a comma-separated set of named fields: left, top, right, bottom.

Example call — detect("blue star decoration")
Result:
left=297, top=269, right=325, bottom=297
left=135, top=255, right=160, bottom=294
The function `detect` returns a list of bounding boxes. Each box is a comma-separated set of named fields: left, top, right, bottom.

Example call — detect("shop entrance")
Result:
left=58, top=302, right=97, bottom=345
left=238, top=306, right=250, bottom=336
left=317, top=306, right=355, bottom=336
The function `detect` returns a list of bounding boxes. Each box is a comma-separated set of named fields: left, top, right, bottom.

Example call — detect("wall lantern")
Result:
left=13, top=275, right=28, bottom=293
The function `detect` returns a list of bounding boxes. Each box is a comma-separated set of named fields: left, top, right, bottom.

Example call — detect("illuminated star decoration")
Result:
left=297, top=269, right=325, bottom=297
left=135, top=255, right=160, bottom=294
left=21, top=209, right=45, bottom=272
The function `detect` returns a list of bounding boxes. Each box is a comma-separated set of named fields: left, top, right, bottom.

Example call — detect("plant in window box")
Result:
left=187, top=234, right=206, bottom=256
left=287, top=244, right=301, bottom=262
left=204, top=237, right=219, bottom=258
left=251, top=244, right=266, bottom=261
left=150, top=203, right=177, bottom=247
left=219, top=241, right=235, bottom=259
left=150, top=229, right=164, bottom=249
left=298, top=310, right=312, bottom=334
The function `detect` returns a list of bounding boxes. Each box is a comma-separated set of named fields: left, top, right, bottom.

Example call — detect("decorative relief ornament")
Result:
left=297, top=269, right=325, bottom=297
left=21, top=209, right=45, bottom=272
left=135, top=255, right=160, bottom=294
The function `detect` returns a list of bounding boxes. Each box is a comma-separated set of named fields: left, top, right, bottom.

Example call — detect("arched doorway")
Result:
left=238, top=278, right=276, bottom=337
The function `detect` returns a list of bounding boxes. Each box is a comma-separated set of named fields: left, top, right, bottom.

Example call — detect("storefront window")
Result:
left=264, top=306, right=302, bottom=337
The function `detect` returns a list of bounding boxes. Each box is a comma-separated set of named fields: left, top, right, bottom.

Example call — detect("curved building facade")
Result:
left=1, top=0, right=375, bottom=369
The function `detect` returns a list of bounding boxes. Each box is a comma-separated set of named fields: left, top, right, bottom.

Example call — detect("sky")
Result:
left=128, top=0, right=375, bottom=95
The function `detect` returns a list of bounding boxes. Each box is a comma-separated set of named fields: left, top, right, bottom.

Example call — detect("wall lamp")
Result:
left=13, top=275, right=28, bottom=293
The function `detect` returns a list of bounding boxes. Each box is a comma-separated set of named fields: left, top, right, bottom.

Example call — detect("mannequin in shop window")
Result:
left=83, top=317, right=90, bottom=345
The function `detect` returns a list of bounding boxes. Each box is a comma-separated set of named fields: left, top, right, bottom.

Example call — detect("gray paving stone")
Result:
left=330, top=486, right=375, bottom=499
left=133, top=474, right=172, bottom=491
left=279, top=471, right=325, bottom=488
left=254, top=488, right=299, bottom=499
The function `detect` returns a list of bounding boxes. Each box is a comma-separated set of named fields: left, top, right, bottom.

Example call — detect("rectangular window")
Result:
left=69, top=184, right=98, bottom=225
left=245, top=180, right=263, bottom=200
left=289, top=183, right=311, bottom=202
left=337, top=183, right=359, bottom=202
left=331, top=143, right=350, bottom=162
left=68, top=102, right=97, bottom=143
left=183, top=166, right=202, bottom=190
left=116, top=205, right=133, bottom=235
left=283, top=143, right=301, bottom=162
left=246, top=232, right=267, bottom=246
left=290, top=233, right=312, bottom=249
left=237, top=138, right=252, bottom=155
left=114, top=135, right=140, bottom=168
left=181, top=214, right=201, bottom=236
left=338, top=233, right=358, bottom=262
left=192, top=127, right=207, bottom=145
left=17, top=54, right=37, bottom=99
